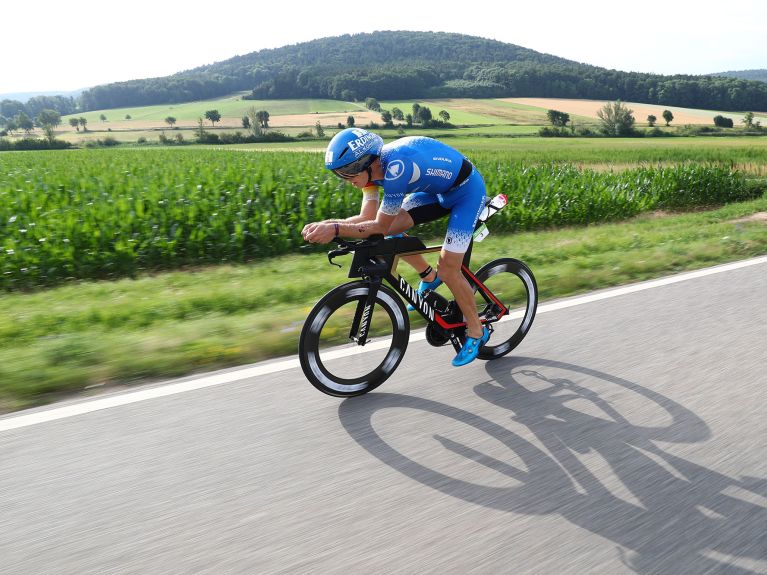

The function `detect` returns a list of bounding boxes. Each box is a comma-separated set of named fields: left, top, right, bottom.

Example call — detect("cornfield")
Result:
left=0, top=148, right=758, bottom=290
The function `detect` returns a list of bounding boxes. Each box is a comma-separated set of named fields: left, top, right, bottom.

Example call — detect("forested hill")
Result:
left=71, top=31, right=766, bottom=113
left=715, top=69, right=767, bottom=83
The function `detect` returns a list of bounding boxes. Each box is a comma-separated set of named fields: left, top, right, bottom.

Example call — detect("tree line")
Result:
left=3, top=32, right=766, bottom=119
left=79, top=32, right=767, bottom=113
left=542, top=101, right=763, bottom=137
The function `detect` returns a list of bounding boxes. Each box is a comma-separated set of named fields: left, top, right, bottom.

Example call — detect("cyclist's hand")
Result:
left=302, top=222, right=335, bottom=244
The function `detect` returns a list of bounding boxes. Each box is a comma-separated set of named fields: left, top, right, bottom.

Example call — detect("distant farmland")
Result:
left=48, top=95, right=767, bottom=144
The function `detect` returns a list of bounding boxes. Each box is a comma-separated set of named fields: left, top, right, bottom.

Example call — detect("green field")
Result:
left=62, top=95, right=368, bottom=124
left=2, top=147, right=763, bottom=291
left=379, top=98, right=569, bottom=125
left=2, top=195, right=766, bottom=413
left=233, top=134, right=767, bottom=171
left=63, top=96, right=569, bottom=127
left=0, top=95, right=745, bottom=147
left=2, top=97, right=767, bottom=411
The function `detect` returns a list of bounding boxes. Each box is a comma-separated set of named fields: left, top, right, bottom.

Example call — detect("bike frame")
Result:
left=335, top=236, right=508, bottom=351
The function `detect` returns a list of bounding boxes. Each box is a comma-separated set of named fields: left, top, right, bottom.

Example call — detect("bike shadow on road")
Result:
left=338, top=356, right=767, bottom=574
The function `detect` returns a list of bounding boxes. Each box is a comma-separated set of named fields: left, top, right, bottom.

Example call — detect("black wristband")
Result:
left=418, top=265, right=433, bottom=279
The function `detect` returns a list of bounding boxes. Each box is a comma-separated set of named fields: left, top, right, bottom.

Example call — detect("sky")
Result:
left=2, top=0, right=765, bottom=96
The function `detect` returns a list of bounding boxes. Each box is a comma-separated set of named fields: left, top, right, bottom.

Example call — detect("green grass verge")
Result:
left=1, top=196, right=766, bottom=413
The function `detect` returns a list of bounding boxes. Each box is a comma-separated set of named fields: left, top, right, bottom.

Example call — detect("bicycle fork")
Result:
left=348, top=279, right=381, bottom=346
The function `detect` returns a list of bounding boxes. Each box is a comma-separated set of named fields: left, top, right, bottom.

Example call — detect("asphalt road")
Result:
left=1, top=257, right=766, bottom=575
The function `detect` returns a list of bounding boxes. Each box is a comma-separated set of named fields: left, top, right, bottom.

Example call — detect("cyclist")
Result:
left=301, top=128, right=489, bottom=367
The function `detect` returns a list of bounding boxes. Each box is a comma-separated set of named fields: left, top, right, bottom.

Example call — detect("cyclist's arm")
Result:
left=301, top=186, right=385, bottom=243
left=335, top=210, right=396, bottom=238
left=319, top=185, right=380, bottom=224
left=345, top=185, right=380, bottom=223
left=302, top=209, right=394, bottom=243
left=338, top=183, right=402, bottom=238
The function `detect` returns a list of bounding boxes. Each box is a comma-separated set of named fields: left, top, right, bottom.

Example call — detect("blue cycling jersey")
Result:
left=372, top=136, right=487, bottom=253
left=374, top=136, right=468, bottom=215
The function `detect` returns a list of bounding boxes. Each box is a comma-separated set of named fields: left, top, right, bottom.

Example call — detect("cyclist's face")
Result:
left=344, top=170, right=370, bottom=189
left=333, top=158, right=380, bottom=188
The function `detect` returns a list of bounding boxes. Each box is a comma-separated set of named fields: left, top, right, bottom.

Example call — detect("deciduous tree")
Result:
left=35, top=109, right=61, bottom=128
left=255, top=110, right=270, bottom=128
left=36, top=109, right=62, bottom=143
left=16, top=112, right=34, bottom=134
left=546, top=109, right=569, bottom=127
left=597, top=100, right=635, bottom=136
left=204, top=109, right=221, bottom=126
left=246, top=107, right=263, bottom=136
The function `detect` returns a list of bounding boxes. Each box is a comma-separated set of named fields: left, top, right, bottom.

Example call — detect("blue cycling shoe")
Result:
left=452, top=327, right=490, bottom=367
left=407, top=276, right=443, bottom=311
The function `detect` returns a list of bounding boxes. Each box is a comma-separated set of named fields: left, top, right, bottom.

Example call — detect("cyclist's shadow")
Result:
left=338, top=357, right=767, bottom=574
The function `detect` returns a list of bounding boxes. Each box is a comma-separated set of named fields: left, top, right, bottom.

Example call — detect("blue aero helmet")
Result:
left=325, top=128, right=383, bottom=180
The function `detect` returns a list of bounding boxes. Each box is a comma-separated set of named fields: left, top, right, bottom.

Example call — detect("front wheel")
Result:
left=473, top=258, right=537, bottom=360
left=299, top=282, right=410, bottom=397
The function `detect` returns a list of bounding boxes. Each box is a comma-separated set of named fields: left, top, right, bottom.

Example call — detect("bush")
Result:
left=196, top=132, right=220, bottom=144
left=645, top=127, right=672, bottom=137
left=0, top=138, right=72, bottom=151
left=218, top=132, right=247, bottom=144
left=256, top=131, right=293, bottom=142
left=84, top=137, right=120, bottom=148
left=575, top=127, right=597, bottom=137
left=538, top=127, right=573, bottom=137
left=422, top=119, right=454, bottom=129
left=713, top=115, right=734, bottom=128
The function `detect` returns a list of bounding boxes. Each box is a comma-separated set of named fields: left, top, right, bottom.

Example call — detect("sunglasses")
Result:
left=332, top=154, right=376, bottom=180
left=332, top=169, right=358, bottom=180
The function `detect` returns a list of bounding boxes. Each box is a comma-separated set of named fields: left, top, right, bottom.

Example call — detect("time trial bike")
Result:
left=298, top=196, right=538, bottom=397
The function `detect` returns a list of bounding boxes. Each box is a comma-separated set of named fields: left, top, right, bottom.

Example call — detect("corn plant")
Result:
left=0, top=148, right=758, bottom=291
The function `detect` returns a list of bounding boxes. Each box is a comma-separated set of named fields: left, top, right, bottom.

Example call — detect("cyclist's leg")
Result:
left=434, top=171, right=490, bottom=364
left=391, top=194, right=447, bottom=284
